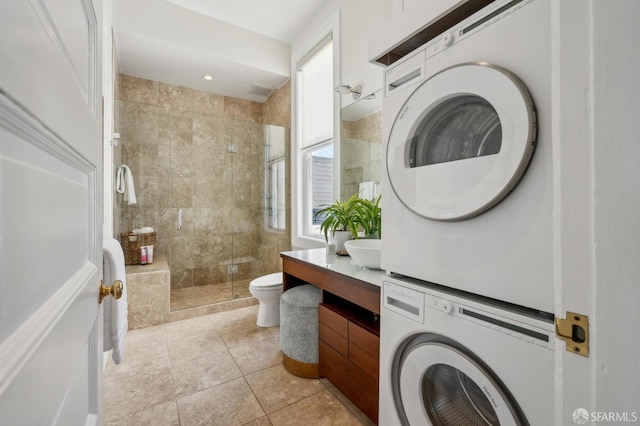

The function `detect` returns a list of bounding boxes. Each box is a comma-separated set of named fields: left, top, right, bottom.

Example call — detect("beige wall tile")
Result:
left=117, top=74, right=290, bottom=312
left=118, top=74, right=158, bottom=105
left=193, top=90, right=224, bottom=116
left=224, top=97, right=263, bottom=123
left=157, top=82, right=195, bottom=111
left=126, top=270, right=170, bottom=329
left=262, top=81, right=291, bottom=128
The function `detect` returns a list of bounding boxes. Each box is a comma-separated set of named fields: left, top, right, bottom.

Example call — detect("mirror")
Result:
left=341, top=89, right=383, bottom=200
left=264, top=124, right=289, bottom=231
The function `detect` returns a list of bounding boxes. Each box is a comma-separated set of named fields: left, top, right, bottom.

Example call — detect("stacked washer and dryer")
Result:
left=378, top=0, right=556, bottom=424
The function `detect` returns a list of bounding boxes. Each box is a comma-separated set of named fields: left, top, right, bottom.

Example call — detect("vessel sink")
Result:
left=344, top=239, right=381, bottom=269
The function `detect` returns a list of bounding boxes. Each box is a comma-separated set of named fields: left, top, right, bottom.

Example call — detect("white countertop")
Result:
left=281, top=248, right=386, bottom=288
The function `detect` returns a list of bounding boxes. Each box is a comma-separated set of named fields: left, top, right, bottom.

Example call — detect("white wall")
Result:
left=103, top=0, right=114, bottom=239
left=553, top=0, right=640, bottom=422
left=292, top=0, right=385, bottom=106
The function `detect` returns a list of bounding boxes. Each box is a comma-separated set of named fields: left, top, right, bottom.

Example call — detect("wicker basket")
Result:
left=119, top=231, right=157, bottom=265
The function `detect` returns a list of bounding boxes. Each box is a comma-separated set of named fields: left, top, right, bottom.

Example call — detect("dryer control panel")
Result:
left=384, top=49, right=426, bottom=98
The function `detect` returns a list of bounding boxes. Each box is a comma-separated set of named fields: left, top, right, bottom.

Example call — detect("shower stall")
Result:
left=114, top=75, right=290, bottom=311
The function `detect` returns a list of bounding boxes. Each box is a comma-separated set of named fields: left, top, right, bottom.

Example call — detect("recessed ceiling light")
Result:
left=203, top=75, right=213, bottom=81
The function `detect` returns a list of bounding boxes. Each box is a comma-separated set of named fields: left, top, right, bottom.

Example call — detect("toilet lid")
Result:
left=250, top=272, right=282, bottom=289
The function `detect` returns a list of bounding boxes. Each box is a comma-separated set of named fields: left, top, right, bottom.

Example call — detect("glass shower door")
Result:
left=227, top=117, right=265, bottom=299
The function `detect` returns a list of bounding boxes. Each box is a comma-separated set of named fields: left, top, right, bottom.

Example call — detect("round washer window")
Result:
left=391, top=334, right=527, bottom=425
left=423, top=363, right=499, bottom=426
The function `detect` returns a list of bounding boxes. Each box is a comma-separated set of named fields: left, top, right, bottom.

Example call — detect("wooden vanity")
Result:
left=281, top=249, right=383, bottom=424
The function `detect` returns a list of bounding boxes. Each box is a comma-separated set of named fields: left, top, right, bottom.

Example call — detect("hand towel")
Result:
left=116, top=165, right=137, bottom=205
left=103, top=237, right=128, bottom=364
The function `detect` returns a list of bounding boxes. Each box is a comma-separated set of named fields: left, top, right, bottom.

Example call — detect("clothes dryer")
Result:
left=381, top=0, right=554, bottom=312
left=379, top=275, right=555, bottom=425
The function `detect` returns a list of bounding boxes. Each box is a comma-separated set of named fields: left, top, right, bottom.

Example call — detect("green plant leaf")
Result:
left=312, top=193, right=381, bottom=241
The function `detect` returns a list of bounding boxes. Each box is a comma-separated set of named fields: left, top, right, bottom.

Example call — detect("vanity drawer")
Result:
left=319, top=322, right=348, bottom=357
left=349, top=322, right=379, bottom=356
left=319, top=304, right=348, bottom=336
left=348, top=323, right=379, bottom=380
left=319, top=340, right=348, bottom=395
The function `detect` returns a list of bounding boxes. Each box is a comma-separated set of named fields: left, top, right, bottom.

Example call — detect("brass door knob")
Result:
left=99, top=279, right=123, bottom=304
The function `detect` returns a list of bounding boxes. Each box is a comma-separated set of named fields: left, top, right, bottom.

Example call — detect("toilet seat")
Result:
left=249, top=272, right=282, bottom=289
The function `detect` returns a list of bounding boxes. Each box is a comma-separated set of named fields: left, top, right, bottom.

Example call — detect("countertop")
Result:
left=281, top=248, right=386, bottom=288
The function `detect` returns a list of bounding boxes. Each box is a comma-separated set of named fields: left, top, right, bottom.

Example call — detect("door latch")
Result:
left=555, top=312, right=589, bottom=357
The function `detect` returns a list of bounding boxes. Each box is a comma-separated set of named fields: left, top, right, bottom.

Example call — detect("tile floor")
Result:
left=104, top=304, right=375, bottom=425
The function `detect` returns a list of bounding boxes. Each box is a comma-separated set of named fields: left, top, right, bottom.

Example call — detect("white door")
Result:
left=0, top=0, right=104, bottom=424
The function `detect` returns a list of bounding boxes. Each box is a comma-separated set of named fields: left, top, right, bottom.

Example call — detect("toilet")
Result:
left=249, top=272, right=283, bottom=327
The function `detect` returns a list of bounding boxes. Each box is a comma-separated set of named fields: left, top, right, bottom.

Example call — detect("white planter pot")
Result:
left=332, top=230, right=353, bottom=253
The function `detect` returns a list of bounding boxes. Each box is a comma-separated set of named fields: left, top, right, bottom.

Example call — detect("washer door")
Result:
left=386, top=62, right=536, bottom=221
left=393, top=335, right=526, bottom=425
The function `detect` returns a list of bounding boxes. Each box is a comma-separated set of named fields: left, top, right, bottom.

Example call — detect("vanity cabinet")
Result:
left=281, top=251, right=381, bottom=424
left=319, top=302, right=380, bottom=424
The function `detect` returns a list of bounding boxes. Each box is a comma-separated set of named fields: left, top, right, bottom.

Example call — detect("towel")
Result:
left=116, top=165, right=137, bottom=205
left=103, top=238, right=128, bottom=364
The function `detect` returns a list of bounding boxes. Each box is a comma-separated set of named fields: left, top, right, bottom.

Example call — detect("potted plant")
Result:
left=314, top=194, right=382, bottom=253
left=313, top=193, right=361, bottom=252
left=353, top=194, right=382, bottom=239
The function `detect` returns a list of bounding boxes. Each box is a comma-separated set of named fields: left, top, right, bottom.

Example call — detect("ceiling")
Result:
left=112, top=0, right=327, bottom=103
left=163, top=0, right=328, bottom=43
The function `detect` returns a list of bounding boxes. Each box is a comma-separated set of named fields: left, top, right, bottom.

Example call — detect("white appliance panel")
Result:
left=379, top=276, right=555, bottom=425
left=381, top=0, right=553, bottom=312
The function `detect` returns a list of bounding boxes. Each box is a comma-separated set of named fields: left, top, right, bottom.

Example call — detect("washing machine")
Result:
left=381, top=0, right=554, bottom=312
left=380, top=275, right=555, bottom=425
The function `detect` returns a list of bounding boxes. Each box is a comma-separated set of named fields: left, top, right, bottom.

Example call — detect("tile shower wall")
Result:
left=115, top=75, right=291, bottom=308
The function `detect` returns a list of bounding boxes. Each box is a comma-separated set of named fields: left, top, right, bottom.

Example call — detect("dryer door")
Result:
left=393, top=335, right=526, bottom=425
left=386, top=62, right=536, bottom=221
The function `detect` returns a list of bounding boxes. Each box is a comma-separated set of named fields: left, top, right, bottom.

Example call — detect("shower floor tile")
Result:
left=170, top=279, right=251, bottom=311
left=104, top=305, right=374, bottom=426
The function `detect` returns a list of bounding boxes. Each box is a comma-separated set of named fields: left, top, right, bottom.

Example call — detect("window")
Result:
left=291, top=11, right=340, bottom=248
left=296, top=37, right=337, bottom=240
left=307, top=142, right=334, bottom=233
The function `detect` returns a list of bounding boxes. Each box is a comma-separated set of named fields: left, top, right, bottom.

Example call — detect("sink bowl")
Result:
left=344, top=239, right=382, bottom=269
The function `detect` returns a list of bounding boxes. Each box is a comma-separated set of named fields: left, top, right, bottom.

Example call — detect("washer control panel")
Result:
left=383, top=281, right=425, bottom=324
left=384, top=276, right=555, bottom=350
left=425, top=293, right=453, bottom=314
